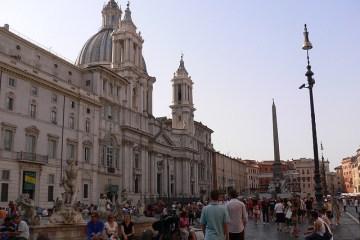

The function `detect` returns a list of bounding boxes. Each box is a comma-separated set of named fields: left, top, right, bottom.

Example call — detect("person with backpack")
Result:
left=305, top=211, right=333, bottom=240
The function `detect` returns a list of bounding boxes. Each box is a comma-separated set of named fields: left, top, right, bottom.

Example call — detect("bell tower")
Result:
left=170, top=55, right=195, bottom=134
left=111, top=2, right=144, bottom=70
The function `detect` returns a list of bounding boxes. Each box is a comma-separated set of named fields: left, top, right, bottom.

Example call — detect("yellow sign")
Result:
left=24, top=175, right=36, bottom=184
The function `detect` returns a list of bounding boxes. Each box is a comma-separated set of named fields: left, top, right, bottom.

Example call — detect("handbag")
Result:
left=285, top=209, right=292, bottom=219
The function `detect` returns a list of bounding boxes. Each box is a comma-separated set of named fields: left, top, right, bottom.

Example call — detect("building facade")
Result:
left=212, top=152, right=247, bottom=195
left=258, top=160, right=290, bottom=193
left=341, top=156, right=356, bottom=193
left=0, top=1, right=214, bottom=208
left=242, top=160, right=259, bottom=193
left=334, top=165, right=344, bottom=193
left=292, top=158, right=329, bottom=198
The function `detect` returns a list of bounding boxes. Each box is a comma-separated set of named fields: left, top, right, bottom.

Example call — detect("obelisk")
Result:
left=272, top=99, right=283, bottom=185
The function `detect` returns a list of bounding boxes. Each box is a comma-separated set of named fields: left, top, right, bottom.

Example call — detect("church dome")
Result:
left=75, top=28, right=114, bottom=66
left=75, top=0, right=148, bottom=73
left=75, top=0, right=120, bottom=67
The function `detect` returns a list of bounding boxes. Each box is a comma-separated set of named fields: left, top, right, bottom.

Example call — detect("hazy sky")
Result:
left=1, top=1, right=359, bottom=170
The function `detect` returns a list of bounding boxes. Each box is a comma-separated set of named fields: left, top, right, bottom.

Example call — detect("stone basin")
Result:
left=30, top=217, right=157, bottom=240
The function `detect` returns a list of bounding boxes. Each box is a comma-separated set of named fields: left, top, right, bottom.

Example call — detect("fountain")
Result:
left=30, top=160, right=85, bottom=240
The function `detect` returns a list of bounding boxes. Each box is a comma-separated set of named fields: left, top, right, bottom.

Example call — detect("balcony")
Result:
left=107, top=167, right=115, bottom=173
left=16, top=152, right=48, bottom=164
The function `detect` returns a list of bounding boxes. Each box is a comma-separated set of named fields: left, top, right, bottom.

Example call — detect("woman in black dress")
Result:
left=121, top=214, right=135, bottom=240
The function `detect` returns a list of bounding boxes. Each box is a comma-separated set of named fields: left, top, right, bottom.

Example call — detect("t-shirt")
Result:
left=17, top=220, right=29, bottom=240
left=104, top=221, right=118, bottom=236
left=179, top=217, right=189, bottom=228
left=274, top=203, right=284, bottom=213
left=269, top=201, right=276, bottom=210
left=86, top=220, right=104, bottom=240
left=200, top=202, right=230, bottom=240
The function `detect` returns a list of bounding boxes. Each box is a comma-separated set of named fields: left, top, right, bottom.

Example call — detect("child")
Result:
left=253, top=200, right=261, bottom=225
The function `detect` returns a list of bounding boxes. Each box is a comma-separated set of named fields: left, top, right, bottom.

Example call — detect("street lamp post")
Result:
left=320, top=142, right=328, bottom=196
left=299, top=24, right=323, bottom=210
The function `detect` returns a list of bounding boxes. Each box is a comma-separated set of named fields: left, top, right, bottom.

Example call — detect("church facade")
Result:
left=0, top=1, right=214, bottom=208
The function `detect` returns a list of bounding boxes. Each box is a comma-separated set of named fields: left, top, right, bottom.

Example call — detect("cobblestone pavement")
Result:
left=244, top=212, right=360, bottom=240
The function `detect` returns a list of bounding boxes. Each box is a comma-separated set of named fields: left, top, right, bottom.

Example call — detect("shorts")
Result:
left=298, top=209, right=306, bottom=216
left=229, top=231, right=245, bottom=240
left=276, top=213, right=285, bottom=223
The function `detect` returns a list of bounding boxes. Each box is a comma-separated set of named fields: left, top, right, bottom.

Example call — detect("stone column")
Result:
left=129, top=40, right=133, bottom=63
left=139, top=84, right=144, bottom=113
left=143, top=86, right=147, bottom=113
left=120, top=42, right=123, bottom=63
left=124, top=39, right=129, bottom=62
left=138, top=46, right=142, bottom=67
left=147, top=85, right=153, bottom=115
left=112, top=41, right=117, bottom=65
left=190, top=86, right=193, bottom=105
left=123, top=142, right=132, bottom=192
left=141, top=148, right=146, bottom=195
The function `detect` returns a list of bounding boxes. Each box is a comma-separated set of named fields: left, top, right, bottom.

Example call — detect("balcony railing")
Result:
left=16, top=152, right=48, bottom=164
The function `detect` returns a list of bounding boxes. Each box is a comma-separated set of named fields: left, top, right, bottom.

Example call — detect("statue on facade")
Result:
left=16, top=194, right=40, bottom=225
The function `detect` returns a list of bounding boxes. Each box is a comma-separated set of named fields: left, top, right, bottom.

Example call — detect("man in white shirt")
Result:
left=14, top=215, right=30, bottom=240
left=226, top=190, right=248, bottom=240
left=274, top=199, right=285, bottom=232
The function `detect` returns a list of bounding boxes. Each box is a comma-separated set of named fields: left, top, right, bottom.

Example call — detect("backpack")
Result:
left=322, top=222, right=333, bottom=240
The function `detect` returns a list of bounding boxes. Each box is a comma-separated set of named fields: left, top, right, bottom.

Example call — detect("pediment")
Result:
left=154, top=131, right=174, bottom=146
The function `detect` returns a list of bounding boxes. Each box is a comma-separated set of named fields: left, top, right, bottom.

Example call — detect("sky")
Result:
left=1, top=0, right=359, bottom=170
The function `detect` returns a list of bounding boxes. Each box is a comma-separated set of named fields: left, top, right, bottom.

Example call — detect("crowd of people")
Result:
left=0, top=201, right=30, bottom=240
left=0, top=193, right=357, bottom=240
left=173, top=190, right=360, bottom=240
left=91, top=192, right=356, bottom=240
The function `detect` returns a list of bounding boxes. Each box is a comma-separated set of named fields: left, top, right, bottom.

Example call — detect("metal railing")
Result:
left=16, top=151, right=48, bottom=164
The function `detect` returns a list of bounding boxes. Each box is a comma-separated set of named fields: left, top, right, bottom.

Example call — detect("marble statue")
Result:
left=62, top=160, right=78, bottom=206
left=121, top=189, right=128, bottom=204
left=16, top=194, right=40, bottom=225
left=49, top=160, right=84, bottom=224
left=98, top=194, right=108, bottom=219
